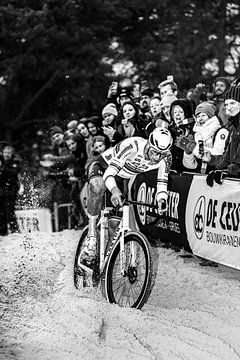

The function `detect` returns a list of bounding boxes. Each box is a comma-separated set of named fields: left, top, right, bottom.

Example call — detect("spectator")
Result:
left=160, top=91, right=178, bottom=125
left=158, top=78, right=178, bottom=99
left=67, top=120, right=79, bottom=134
left=0, top=145, right=22, bottom=235
left=102, top=103, right=124, bottom=146
left=169, top=98, right=196, bottom=173
left=183, top=102, right=228, bottom=174
left=212, top=77, right=230, bottom=126
left=139, top=88, right=153, bottom=119
left=117, top=88, right=134, bottom=108
left=86, top=116, right=103, bottom=137
left=206, top=78, right=240, bottom=184
left=77, top=118, right=94, bottom=160
left=121, top=101, right=145, bottom=138
left=64, top=132, right=88, bottom=228
left=43, top=126, right=70, bottom=171
left=92, top=135, right=108, bottom=156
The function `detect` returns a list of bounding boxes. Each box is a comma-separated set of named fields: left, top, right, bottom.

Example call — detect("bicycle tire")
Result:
left=101, top=231, right=153, bottom=309
left=73, top=215, right=121, bottom=289
left=73, top=225, right=89, bottom=289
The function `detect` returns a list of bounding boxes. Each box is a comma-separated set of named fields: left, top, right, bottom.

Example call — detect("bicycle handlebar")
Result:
left=122, top=198, right=159, bottom=210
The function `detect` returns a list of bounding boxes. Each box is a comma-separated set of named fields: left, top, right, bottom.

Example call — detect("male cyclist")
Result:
left=80, top=127, right=173, bottom=267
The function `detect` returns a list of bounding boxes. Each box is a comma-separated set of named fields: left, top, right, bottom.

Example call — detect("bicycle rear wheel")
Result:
left=102, top=231, right=153, bottom=309
left=73, top=226, right=90, bottom=288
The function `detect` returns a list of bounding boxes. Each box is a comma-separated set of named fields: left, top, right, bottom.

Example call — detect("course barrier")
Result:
left=130, top=170, right=240, bottom=271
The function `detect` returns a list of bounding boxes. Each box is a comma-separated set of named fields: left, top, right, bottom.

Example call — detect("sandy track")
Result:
left=1, top=230, right=240, bottom=360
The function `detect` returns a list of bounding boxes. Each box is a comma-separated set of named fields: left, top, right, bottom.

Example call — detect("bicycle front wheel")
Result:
left=103, top=231, right=153, bottom=309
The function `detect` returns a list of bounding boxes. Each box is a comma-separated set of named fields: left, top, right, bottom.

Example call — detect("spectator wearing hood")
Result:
left=206, top=78, right=240, bottom=185
left=212, top=76, right=231, bottom=126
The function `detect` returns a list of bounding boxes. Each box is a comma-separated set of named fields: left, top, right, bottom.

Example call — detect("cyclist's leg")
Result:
left=87, top=175, right=106, bottom=236
left=80, top=160, right=106, bottom=266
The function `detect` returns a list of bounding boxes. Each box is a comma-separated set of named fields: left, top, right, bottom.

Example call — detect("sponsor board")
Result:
left=186, top=176, right=240, bottom=270
left=130, top=170, right=193, bottom=249
left=16, top=208, right=52, bottom=233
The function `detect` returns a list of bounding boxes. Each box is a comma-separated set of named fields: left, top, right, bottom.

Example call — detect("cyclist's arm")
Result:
left=156, top=153, right=172, bottom=202
left=103, top=137, right=138, bottom=192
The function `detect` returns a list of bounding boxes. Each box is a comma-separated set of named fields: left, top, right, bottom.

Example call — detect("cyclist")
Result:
left=80, top=127, right=173, bottom=267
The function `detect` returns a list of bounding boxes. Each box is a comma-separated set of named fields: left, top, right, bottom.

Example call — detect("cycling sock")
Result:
left=88, top=214, right=98, bottom=237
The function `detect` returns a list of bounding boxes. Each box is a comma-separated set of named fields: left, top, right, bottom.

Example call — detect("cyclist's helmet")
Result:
left=148, top=127, right=173, bottom=153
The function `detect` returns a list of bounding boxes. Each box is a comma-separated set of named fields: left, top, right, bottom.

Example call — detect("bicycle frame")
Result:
left=99, top=200, right=156, bottom=276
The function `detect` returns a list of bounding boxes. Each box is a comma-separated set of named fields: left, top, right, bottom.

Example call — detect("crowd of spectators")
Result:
left=1, top=75, right=240, bottom=235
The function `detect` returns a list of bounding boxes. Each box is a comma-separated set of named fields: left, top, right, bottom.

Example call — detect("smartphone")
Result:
left=167, top=75, right=174, bottom=81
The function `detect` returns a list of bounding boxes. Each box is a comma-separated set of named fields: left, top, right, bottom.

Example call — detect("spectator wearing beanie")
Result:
left=207, top=78, right=240, bottom=179
left=183, top=101, right=228, bottom=174
left=102, top=103, right=124, bottom=146
left=213, top=76, right=231, bottom=126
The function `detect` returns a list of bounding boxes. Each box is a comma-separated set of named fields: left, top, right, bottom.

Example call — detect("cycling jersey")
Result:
left=100, top=137, right=172, bottom=200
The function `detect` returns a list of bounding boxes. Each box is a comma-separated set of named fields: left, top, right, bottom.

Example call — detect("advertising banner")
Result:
left=16, top=208, right=53, bottom=233
left=130, top=170, right=193, bottom=250
left=186, top=176, right=240, bottom=270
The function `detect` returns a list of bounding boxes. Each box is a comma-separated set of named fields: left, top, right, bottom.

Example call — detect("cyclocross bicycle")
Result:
left=74, top=196, right=158, bottom=309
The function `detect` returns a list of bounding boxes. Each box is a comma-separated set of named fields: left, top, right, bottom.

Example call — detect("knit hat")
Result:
left=195, top=102, right=216, bottom=118
left=49, top=126, right=63, bottom=137
left=102, top=103, right=118, bottom=117
left=214, top=77, right=230, bottom=90
left=224, top=78, right=240, bottom=102
left=160, top=91, right=177, bottom=108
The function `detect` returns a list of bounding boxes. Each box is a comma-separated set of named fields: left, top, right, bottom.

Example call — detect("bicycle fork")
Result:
left=119, top=204, right=134, bottom=276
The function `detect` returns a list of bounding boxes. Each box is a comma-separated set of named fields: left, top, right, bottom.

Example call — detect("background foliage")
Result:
left=0, top=0, right=240, bottom=155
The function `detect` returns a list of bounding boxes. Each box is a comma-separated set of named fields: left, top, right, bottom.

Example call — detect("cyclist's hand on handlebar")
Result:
left=111, top=187, right=123, bottom=207
left=157, top=199, right=168, bottom=215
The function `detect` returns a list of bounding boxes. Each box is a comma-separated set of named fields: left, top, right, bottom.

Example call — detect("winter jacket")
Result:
left=215, top=113, right=240, bottom=177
